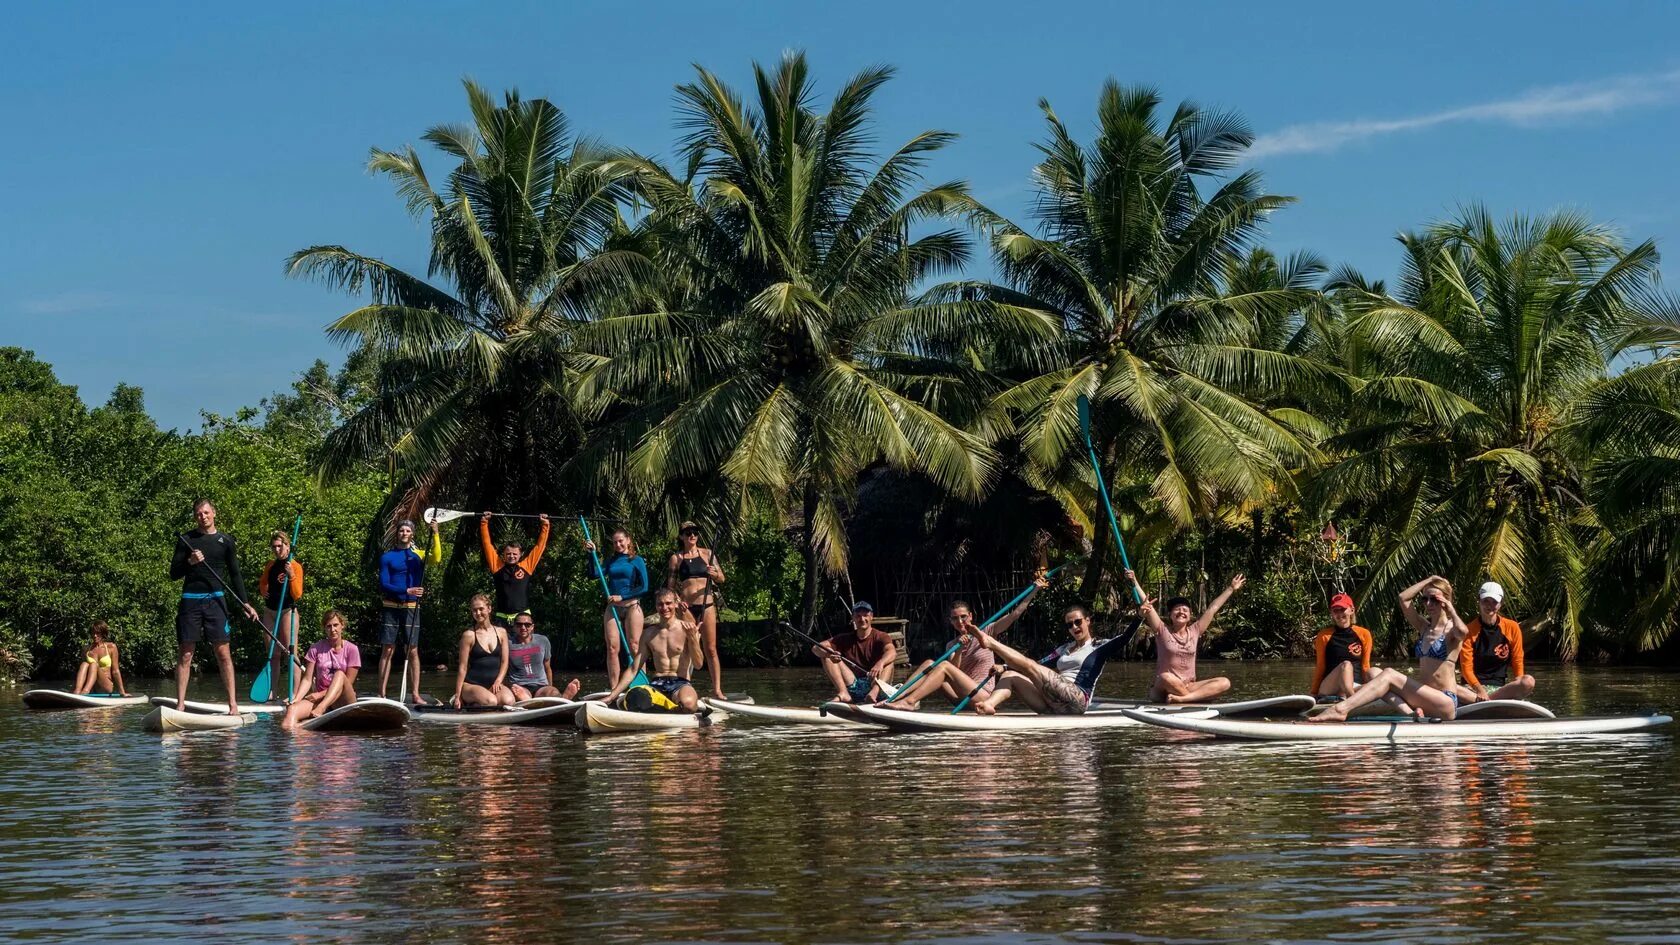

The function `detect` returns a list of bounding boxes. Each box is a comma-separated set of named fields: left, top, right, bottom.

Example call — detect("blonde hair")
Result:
left=1424, top=576, right=1454, bottom=601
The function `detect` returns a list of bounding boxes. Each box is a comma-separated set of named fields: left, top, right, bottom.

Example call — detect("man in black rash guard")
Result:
left=169, top=498, right=259, bottom=715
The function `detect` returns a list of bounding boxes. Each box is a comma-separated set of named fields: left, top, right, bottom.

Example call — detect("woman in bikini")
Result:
left=667, top=520, right=726, bottom=700
left=1311, top=575, right=1468, bottom=723
left=451, top=593, right=514, bottom=708
left=72, top=621, right=128, bottom=696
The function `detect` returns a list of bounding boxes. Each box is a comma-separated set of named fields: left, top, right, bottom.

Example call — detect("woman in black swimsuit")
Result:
left=452, top=594, right=513, bottom=708
left=667, top=521, right=726, bottom=700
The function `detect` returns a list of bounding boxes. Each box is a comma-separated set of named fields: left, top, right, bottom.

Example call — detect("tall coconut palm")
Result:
left=935, top=82, right=1339, bottom=593
left=286, top=80, right=636, bottom=521
left=1317, top=208, right=1667, bottom=656
left=584, top=53, right=1053, bottom=626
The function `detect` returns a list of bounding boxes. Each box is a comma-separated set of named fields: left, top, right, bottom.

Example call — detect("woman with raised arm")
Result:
left=1311, top=575, right=1468, bottom=723
left=668, top=521, right=727, bottom=700
left=1134, top=570, right=1241, bottom=703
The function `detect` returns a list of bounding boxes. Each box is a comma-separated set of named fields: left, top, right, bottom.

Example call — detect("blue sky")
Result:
left=4, top=0, right=1678, bottom=429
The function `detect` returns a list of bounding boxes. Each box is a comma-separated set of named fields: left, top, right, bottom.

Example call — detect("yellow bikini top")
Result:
left=86, top=646, right=112, bottom=667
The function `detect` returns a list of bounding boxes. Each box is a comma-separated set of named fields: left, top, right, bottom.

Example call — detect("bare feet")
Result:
left=973, top=698, right=997, bottom=716
left=878, top=699, right=918, bottom=711
left=227, top=704, right=240, bottom=716
left=1308, top=705, right=1347, bottom=723
left=562, top=679, right=581, bottom=700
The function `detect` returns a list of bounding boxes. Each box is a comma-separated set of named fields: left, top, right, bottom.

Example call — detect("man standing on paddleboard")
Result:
left=169, top=499, right=260, bottom=716
left=378, top=517, right=442, bottom=704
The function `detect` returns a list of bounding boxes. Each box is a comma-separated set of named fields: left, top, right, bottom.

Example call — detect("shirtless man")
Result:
left=599, top=588, right=704, bottom=712
left=1133, top=569, right=1242, bottom=704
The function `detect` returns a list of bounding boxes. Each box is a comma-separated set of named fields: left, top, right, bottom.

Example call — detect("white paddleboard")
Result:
left=1455, top=699, right=1555, bottom=719
left=22, top=690, right=148, bottom=710
left=841, top=703, right=1218, bottom=733
left=410, top=702, right=582, bottom=726
left=300, top=698, right=411, bottom=732
left=142, top=706, right=254, bottom=733
left=1120, top=707, right=1672, bottom=741
left=149, top=696, right=287, bottom=715
left=1087, top=695, right=1317, bottom=718
left=575, top=701, right=721, bottom=733
left=703, top=698, right=872, bottom=727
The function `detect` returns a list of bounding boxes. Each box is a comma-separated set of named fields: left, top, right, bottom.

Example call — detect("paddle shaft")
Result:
left=176, top=534, right=304, bottom=664
left=1079, top=396, right=1141, bottom=603
left=579, top=516, right=646, bottom=687
left=779, top=621, right=899, bottom=696
left=253, top=515, right=303, bottom=702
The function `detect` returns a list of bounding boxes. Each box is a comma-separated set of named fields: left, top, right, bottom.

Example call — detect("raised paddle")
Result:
left=777, top=620, right=900, bottom=699
left=174, top=534, right=305, bottom=668
left=250, top=514, right=302, bottom=704
left=884, top=561, right=1074, bottom=705
left=1077, top=394, right=1142, bottom=604
left=425, top=507, right=622, bottom=525
left=579, top=516, right=648, bottom=690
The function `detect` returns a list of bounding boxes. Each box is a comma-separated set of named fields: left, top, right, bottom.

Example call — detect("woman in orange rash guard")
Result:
left=1310, top=592, right=1373, bottom=699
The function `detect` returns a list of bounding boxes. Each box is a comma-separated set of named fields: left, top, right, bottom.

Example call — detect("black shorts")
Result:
left=176, top=596, right=231, bottom=646
left=508, top=680, right=549, bottom=695
left=380, top=607, right=421, bottom=647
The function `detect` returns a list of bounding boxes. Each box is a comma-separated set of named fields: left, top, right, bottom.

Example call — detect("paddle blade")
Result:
left=248, top=662, right=272, bottom=703
left=1076, top=394, right=1093, bottom=439
left=423, top=507, right=471, bottom=525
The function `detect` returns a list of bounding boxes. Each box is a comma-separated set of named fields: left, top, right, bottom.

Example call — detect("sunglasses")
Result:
left=681, top=529, right=700, bottom=536
left=1064, top=619, right=1086, bottom=629
left=514, top=621, right=535, bottom=628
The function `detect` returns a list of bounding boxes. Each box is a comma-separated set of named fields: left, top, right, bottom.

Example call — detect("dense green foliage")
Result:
left=7, top=55, right=1680, bottom=682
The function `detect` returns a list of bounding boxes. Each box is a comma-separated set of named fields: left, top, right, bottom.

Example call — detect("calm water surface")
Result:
left=2, top=662, right=1676, bottom=943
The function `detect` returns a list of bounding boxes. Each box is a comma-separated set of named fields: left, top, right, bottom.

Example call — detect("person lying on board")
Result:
left=258, top=528, right=304, bottom=702
left=969, top=603, right=1141, bottom=715
left=72, top=620, right=128, bottom=697
left=1134, top=569, right=1241, bottom=704
left=505, top=610, right=580, bottom=701
left=599, top=588, right=703, bottom=712
left=1309, top=593, right=1373, bottom=699
left=876, top=577, right=1047, bottom=711
left=1456, top=581, right=1535, bottom=704
left=814, top=600, right=897, bottom=703
left=1310, top=575, right=1468, bottom=723
left=480, top=512, right=550, bottom=630
left=282, top=610, right=360, bottom=731
left=452, top=594, right=515, bottom=709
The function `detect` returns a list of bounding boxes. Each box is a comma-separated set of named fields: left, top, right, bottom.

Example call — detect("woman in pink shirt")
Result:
left=1134, top=570, right=1243, bottom=704
left=282, top=610, right=362, bottom=731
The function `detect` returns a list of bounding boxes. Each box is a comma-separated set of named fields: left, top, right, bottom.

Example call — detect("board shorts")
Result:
left=380, top=606, right=421, bottom=647
left=1038, top=670, right=1090, bottom=715
left=847, top=677, right=876, bottom=702
left=177, top=594, right=231, bottom=646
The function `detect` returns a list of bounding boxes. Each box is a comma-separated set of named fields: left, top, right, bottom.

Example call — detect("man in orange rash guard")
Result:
left=1457, top=581, right=1534, bottom=702
left=1310, top=592, right=1373, bottom=698
left=480, top=512, right=550, bottom=629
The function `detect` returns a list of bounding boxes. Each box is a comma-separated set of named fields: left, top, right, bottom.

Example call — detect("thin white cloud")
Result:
left=1250, top=68, right=1680, bottom=159
left=17, top=290, right=120, bottom=316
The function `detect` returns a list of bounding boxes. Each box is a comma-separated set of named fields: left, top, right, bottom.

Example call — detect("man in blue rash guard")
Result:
left=584, top=527, right=649, bottom=691
left=377, top=517, right=442, bottom=704
left=971, top=603, right=1140, bottom=715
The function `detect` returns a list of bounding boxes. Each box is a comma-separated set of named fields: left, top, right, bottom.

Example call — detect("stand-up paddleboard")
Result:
left=840, top=703, right=1219, bottom=733
left=142, top=706, right=254, bottom=733
left=1306, top=698, right=1555, bottom=721
left=703, top=698, right=873, bottom=727
left=300, top=698, right=410, bottom=732
left=22, top=690, right=148, bottom=710
left=575, top=701, right=721, bottom=733
left=410, top=702, right=581, bottom=726
left=1084, top=695, right=1317, bottom=718
left=149, top=696, right=287, bottom=715
left=1121, top=707, right=1671, bottom=741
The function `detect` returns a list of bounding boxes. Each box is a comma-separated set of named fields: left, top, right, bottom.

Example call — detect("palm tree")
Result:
left=286, top=80, right=635, bottom=522
left=936, top=82, right=1338, bottom=594
left=584, top=53, right=1051, bottom=626
left=1317, top=208, right=1667, bottom=656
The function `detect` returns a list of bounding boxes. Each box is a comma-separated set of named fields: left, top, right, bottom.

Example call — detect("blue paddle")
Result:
left=884, top=561, right=1073, bottom=705
left=250, top=515, right=302, bottom=703
left=579, top=516, right=648, bottom=690
left=1078, top=394, right=1141, bottom=603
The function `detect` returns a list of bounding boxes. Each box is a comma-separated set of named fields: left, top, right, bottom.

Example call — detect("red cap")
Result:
left=1329, top=593, right=1354, bottom=611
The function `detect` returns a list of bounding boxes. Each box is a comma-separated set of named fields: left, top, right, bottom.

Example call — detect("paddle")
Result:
left=778, top=620, right=900, bottom=699
left=425, top=507, right=622, bottom=525
left=1077, top=394, right=1141, bottom=604
left=884, top=561, right=1074, bottom=705
left=174, top=534, right=305, bottom=668
left=250, top=515, right=302, bottom=703
left=579, top=516, right=648, bottom=691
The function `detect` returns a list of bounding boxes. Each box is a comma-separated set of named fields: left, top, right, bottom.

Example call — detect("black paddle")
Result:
left=779, top=621, right=901, bottom=699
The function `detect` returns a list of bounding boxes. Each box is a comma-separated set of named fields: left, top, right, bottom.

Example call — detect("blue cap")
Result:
left=851, top=600, right=874, bottom=614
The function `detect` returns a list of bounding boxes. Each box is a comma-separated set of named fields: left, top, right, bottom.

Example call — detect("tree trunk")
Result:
left=798, top=484, right=822, bottom=636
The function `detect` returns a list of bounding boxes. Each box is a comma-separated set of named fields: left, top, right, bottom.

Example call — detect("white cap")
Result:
left=1478, top=581, right=1504, bottom=603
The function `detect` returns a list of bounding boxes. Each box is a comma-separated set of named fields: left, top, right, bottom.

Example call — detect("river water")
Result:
left=1, top=662, right=1676, bottom=943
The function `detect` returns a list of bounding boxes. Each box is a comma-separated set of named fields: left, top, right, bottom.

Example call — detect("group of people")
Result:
left=809, top=569, right=1534, bottom=721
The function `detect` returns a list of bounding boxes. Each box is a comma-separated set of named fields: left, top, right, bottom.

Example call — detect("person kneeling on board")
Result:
left=1310, top=575, right=1467, bottom=723
left=505, top=611, right=580, bottom=701
left=814, top=601, right=897, bottom=703
left=283, top=611, right=361, bottom=731
left=452, top=595, right=515, bottom=709
left=1457, top=581, right=1534, bottom=703
left=878, top=577, right=1047, bottom=711
left=1135, top=570, right=1241, bottom=704
left=599, top=588, right=703, bottom=712
left=970, top=603, right=1139, bottom=715
left=1309, top=593, right=1373, bottom=700
left=73, top=621, right=129, bottom=697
